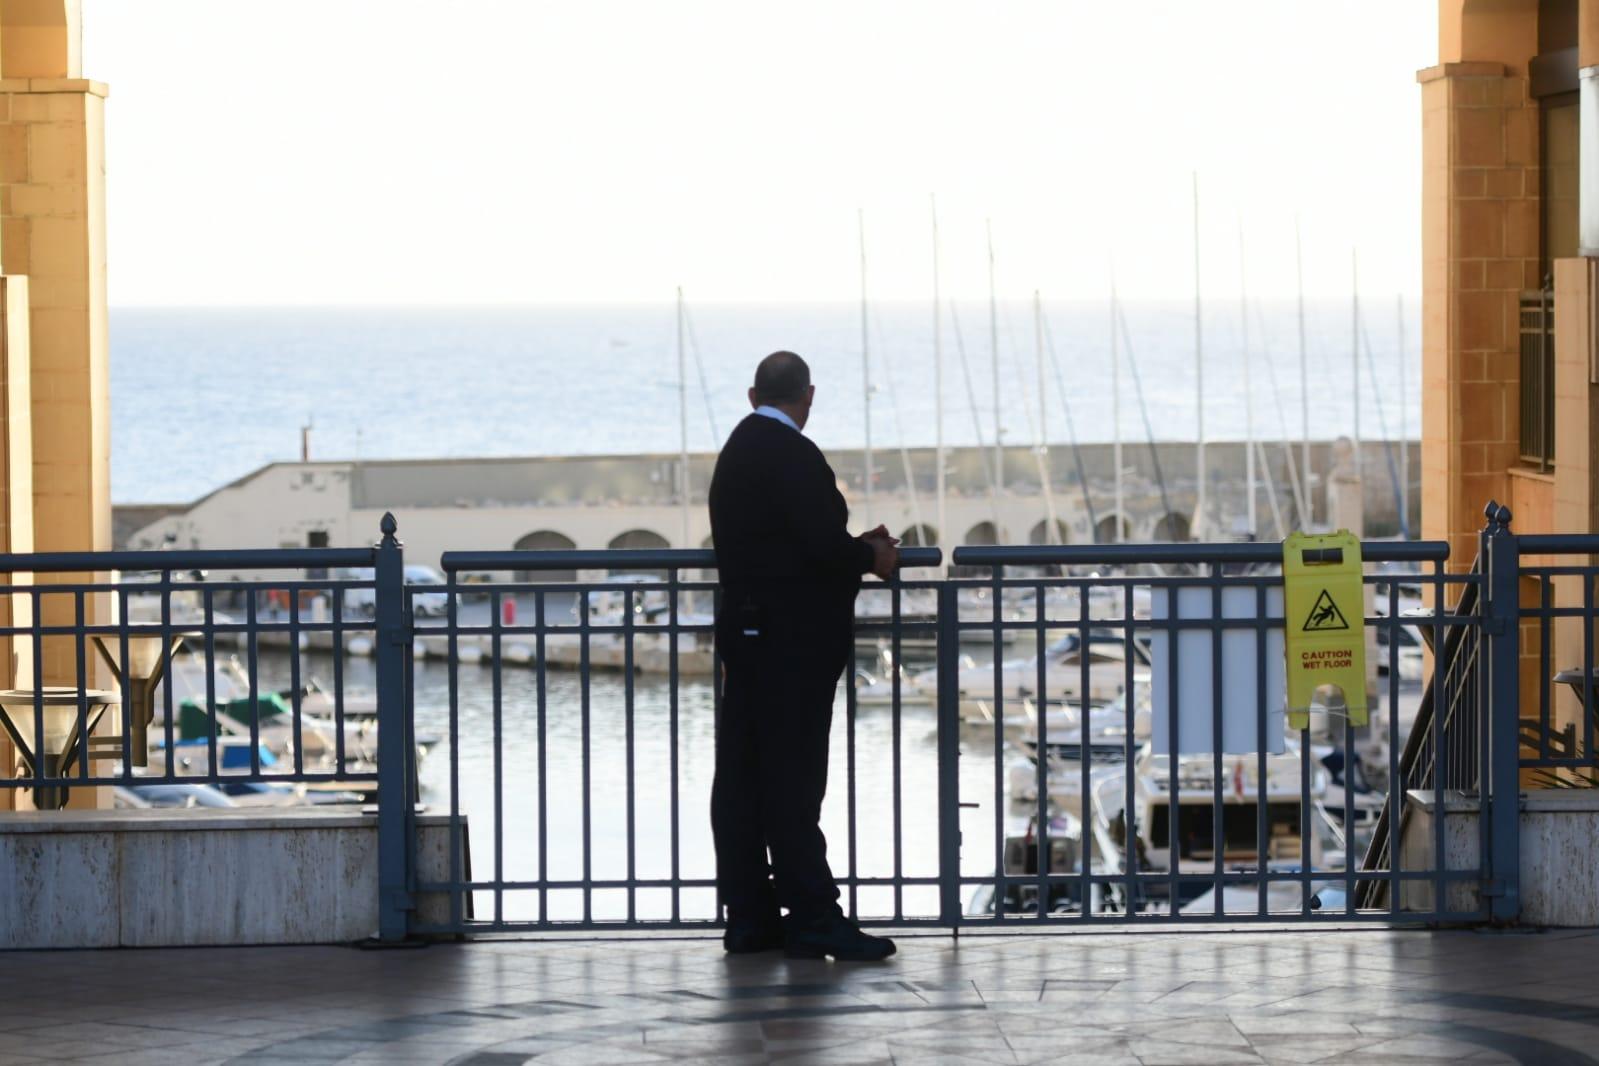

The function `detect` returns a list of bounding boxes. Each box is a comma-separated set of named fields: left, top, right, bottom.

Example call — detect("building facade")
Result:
left=1421, top=0, right=1599, bottom=757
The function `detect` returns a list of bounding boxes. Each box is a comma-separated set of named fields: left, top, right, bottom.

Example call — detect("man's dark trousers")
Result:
left=711, top=618, right=843, bottom=924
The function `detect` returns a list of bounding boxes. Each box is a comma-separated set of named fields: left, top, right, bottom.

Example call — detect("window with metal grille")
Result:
left=1519, top=290, right=1555, bottom=470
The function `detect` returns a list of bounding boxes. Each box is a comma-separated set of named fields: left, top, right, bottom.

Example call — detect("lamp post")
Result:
left=0, top=687, right=120, bottom=810
left=91, top=631, right=192, bottom=769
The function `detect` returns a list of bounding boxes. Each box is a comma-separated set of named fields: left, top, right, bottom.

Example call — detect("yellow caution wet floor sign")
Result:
left=1283, top=530, right=1367, bottom=730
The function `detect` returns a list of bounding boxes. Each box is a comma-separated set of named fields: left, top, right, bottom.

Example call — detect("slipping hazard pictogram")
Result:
left=1301, top=589, right=1349, bottom=632
left=1282, top=531, right=1368, bottom=729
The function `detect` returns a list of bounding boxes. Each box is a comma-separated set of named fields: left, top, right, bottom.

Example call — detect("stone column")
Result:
left=1418, top=62, right=1541, bottom=571
left=0, top=1, right=112, bottom=806
left=0, top=1, right=110, bottom=688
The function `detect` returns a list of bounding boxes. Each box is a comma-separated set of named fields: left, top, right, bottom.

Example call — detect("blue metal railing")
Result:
left=3, top=505, right=1590, bottom=938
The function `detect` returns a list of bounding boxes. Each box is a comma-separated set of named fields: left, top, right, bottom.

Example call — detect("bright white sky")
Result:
left=83, top=1, right=1436, bottom=307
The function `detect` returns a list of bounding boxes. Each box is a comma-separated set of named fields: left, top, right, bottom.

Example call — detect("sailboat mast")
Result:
left=1240, top=215, right=1255, bottom=539
left=859, top=208, right=873, bottom=527
left=1351, top=249, right=1361, bottom=506
left=1192, top=173, right=1205, bottom=540
left=1398, top=293, right=1409, bottom=537
left=1112, top=271, right=1123, bottom=542
left=932, top=195, right=946, bottom=567
left=1296, top=217, right=1311, bottom=528
left=677, top=286, right=690, bottom=547
left=1035, top=290, right=1058, bottom=544
left=988, top=218, right=1002, bottom=505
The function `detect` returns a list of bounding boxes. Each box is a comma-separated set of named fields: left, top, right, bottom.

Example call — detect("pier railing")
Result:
left=2, top=504, right=1591, bottom=938
left=0, top=539, right=390, bottom=810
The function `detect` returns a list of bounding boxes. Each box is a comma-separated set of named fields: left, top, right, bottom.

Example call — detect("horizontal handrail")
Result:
left=1515, top=533, right=1599, bottom=555
left=952, top=539, right=1451, bottom=567
left=0, top=547, right=378, bottom=575
left=440, top=546, right=944, bottom=573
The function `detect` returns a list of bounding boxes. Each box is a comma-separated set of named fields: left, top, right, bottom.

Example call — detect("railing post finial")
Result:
left=1482, top=499, right=1513, bottom=532
left=380, top=512, right=399, bottom=545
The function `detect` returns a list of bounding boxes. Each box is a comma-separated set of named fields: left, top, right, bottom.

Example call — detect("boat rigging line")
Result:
left=1038, top=306, right=1099, bottom=533
left=1111, top=293, right=1177, bottom=532
left=1250, top=302, right=1313, bottom=530
left=948, top=299, right=1003, bottom=534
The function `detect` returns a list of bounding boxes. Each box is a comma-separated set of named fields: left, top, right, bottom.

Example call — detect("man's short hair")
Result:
left=753, top=351, right=811, bottom=405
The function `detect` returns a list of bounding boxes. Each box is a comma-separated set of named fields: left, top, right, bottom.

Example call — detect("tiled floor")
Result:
left=2, top=928, right=1598, bottom=1064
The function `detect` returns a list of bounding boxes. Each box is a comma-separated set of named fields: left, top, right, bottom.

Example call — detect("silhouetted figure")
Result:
left=709, top=351, right=898, bottom=961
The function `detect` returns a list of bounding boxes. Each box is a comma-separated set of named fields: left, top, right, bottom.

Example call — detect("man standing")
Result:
left=709, top=350, right=899, bottom=961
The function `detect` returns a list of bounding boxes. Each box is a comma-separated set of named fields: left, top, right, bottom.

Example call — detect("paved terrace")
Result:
left=1, top=929, right=1596, bottom=1065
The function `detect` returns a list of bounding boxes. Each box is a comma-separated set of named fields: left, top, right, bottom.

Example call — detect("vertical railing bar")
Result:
left=447, top=577, right=462, bottom=930
left=623, top=586, right=637, bottom=925
left=1255, top=582, right=1268, bottom=919
left=289, top=587, right=303, bottom=777
left=1298, top=680, right=1311, bottom=917
left=845, top=607, right=859, bottom=920
left=668, top=569, right=681, bottom=924
left=891, top=575, right=904, bottom=922
left=118, top=587, right=133, bottom=778
left=1034, top=581, right=1048, bottom=921
left=160, top=576, right=175, bottom=782
left=1209, top=566, right=1224, bottom=919
left=201, top=588, right=215, bottom=780
left=580, top=587, right=592, bottom=925
left=1342, top=581, right=1358, bottom=915
left=373, top=519, right=411, bottom=943
left=73, top=589, right=88, bottom=783
left=332, top=587, right=345, bottom=774
left=31, top=588, right=43, bottom=797
left=992, top=565, right=1006, bottom=919
left=1539, top=575, right=1551, bottom=761
left=711, top=583, right=723, bottom=923
left=1432, top=557, right=1448, bottom=918
left=1167, top=583, right=1181, bottom=917
left=1122, top=583, right=1137, bottom=919
left=1387, top=579, right=1401, bottom=917
left=1076, top=578, right=1090, bottom=921
left=1486, top=523, right=1521, bottom=922
left=246, top=585, right=260, bottom=777
left=491, top=588, right=504, bottom=927
left=535, top=589, right=548, bottom=925
left=935, top=582, right=963, bottom=929
left=1584, top=571, right=1594, bottom=765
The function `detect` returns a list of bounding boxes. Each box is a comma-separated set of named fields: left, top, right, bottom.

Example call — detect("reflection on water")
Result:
left=410, top=655, right=1000, bottom=923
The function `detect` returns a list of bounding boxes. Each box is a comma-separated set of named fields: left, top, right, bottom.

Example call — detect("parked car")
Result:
left=331, top=564, right=450, bottom=617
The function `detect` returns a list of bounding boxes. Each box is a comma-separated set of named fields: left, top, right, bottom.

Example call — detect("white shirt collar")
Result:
left=753, top=405, right=801, bottom=434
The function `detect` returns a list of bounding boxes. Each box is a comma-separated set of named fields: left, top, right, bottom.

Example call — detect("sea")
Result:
left=110, top=300, right=1420, bottom=504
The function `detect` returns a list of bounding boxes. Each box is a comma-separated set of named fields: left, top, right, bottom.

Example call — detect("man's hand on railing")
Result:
left=862, top=525, right=900, bottom=581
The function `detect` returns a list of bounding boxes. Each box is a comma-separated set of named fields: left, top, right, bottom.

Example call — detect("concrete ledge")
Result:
left=1399, top=788, right=1599, bottom=926
left=0, top=807, right=464, bottom=948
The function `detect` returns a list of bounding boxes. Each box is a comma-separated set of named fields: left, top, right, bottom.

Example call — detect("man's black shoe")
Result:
left=783, top=914, right=896, bottom=961
left=723, top=921, right=785, bottom=954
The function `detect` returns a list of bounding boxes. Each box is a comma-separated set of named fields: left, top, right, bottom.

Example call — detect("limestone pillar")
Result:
left=0, top=1, right=109, bottom=687
left=0, top=0, right=111, bottom=806
left=1418, top=61, right=1540, bottom=571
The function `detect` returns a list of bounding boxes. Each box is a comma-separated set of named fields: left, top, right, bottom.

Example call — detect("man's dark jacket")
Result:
left=709, top=413, right=873, bottom=672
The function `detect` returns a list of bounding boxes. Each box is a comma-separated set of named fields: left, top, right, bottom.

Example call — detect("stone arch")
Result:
left=513, top=530, right=577, bottom=582
left=1028, top=518, right=1071, bottom=546
left=963, top=521, right=1001, bottom=546
left=1094, top=514, right=1133, bottom=544
left=899, top=523, right=937, bottom=548
left=1152, top=512, right=1191, bottom=543
left=607, top=528, right=672, bottom=577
